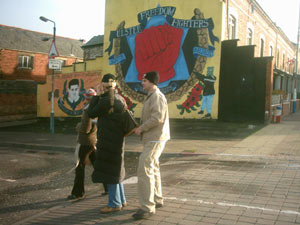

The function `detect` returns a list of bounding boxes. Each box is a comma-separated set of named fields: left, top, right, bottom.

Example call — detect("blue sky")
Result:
left=0, top=0, right=105, bottom=42
left=0, top=0, right=298, bottom=43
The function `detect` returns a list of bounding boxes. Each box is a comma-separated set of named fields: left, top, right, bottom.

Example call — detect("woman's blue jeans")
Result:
left=107, top=183, right=126, bottom=208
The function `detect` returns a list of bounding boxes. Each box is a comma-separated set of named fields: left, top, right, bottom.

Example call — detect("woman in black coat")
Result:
left=88, top=73, right=127, bottom=214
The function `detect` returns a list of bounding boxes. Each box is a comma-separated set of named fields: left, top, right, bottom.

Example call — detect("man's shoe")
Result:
left=156, top=203, right=163, bottom=208
left=100, top=206, right=122, bottom=214
left=198, top=110, right=204, bottom=114
left=122, top=202, right=128, bottom=208
left=204, top=113, right=212, bottom=119
left=132, top=209, right=154, bottom=220
left=67, top=194, right=85, bottom=200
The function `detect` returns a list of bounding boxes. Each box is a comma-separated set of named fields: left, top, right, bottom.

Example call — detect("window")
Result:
left=269, top=45, right=273, bottom=56
left=18, top=55, right=34, bottom=69
left=247, top=28, right=253, bottom=45
left=260, top=38, right=264, bottom=57
left=251, top=4, right=255, bottom=14
left=282, top=53, right=285, bottom=70
left=229, top=15, right=237, bottom=39
left=276, top=49, right=280, bottom=67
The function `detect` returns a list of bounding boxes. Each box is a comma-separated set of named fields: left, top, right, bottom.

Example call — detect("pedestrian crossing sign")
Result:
left=48, top=40, right=59, bottom=58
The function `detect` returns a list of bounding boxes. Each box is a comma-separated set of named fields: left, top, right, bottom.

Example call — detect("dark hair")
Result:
left=102, top=73, right=116, bottom=83
left=69, top=79, right=79, bottom=88
left=143, top=71, right=160, bottom=85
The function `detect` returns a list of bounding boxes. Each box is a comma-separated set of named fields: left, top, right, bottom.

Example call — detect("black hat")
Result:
left=143, top=71, right=159, bottom=85
left=102, top=73, right=116, bottom=83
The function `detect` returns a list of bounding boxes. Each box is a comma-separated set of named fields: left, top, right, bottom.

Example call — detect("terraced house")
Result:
left=0, top=24, right=84, bottom=122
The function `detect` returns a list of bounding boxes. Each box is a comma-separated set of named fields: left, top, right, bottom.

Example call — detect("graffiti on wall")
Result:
left=106, top=4, right=219, bottom=108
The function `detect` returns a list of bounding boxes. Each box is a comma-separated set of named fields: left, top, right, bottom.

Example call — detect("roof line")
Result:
left=0, top=24, right=83, bottom=42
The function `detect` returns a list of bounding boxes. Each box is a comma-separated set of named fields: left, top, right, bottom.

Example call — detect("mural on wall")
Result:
left=37, top=73, right=102, bottom=118
left=177, top=66, right=216, bottom=118
left=56, top=78, right=137, bottom=116
left=106, top=4, right=219, bottom=109
left=57, top=78, right=86, bottom=116
left=116, top=87, right=137, bottom=112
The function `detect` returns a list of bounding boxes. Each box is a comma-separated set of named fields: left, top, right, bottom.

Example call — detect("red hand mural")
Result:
left=135, top=23, right=183, bottom=83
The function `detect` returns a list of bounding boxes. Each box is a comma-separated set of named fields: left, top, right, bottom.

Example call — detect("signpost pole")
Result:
left=50, top=68, right=55, bottom=133
left=40, top=16, right=58, bottom=134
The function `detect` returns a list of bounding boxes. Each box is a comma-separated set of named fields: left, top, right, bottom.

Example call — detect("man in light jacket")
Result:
left=133, top=71, right=170, bottom=220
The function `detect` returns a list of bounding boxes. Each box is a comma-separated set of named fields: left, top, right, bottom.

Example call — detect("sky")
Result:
left=255, top=0, right=299, bottom=43
left=0, top=0, right=106, bottom=42
left=0, top=0, right=299, bottom=43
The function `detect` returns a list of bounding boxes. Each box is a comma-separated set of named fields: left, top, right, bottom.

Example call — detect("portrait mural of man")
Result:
left=67, top=79, right=81, bottom=108
left=58, top=78, right=86, bottom=116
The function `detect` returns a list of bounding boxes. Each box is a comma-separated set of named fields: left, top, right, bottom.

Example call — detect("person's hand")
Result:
left=135, top=127, right=141, bottom=136
left=135, top=23, right=183, bottom=83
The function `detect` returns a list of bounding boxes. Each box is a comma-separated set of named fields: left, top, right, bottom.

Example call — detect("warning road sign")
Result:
left=48, top=40, right=59, bottom=58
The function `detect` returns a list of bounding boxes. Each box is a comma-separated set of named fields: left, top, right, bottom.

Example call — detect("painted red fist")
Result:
left=135, top=23, right=183, bottom=83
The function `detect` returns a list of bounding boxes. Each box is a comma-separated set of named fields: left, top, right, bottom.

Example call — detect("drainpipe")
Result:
left=227, top=0, right=230, bottom=39
left=293, top=1, right=300, bottom=113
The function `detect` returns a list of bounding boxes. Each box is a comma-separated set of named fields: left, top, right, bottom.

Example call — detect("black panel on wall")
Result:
left=219, top=40, right=267, bottom=123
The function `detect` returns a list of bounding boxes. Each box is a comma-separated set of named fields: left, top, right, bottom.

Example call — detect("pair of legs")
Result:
left=136, top=141, right=166, bottom=213
left=70, top=145, right=107, bottom=198
left=107, top=183, right=126, bottom=208
left=199, top=94, right=214, bottom=115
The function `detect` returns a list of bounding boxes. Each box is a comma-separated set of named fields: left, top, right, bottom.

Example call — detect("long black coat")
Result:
left=87, top=92, right=126, bottom=184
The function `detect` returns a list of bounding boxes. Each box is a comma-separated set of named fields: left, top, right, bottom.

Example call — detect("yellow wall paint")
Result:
left=103, top=0, right=224, bottom=119
left=62, top=66, right=73, bottom=74
left=86, top=57, right=103, bottom=71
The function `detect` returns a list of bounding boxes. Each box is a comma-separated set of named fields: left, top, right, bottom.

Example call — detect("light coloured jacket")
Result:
left=139, top=88, right=170, bottom=143
left=76, top=104, right=97, bottom=146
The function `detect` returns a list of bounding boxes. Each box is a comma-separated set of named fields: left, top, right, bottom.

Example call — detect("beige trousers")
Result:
left=137, top=141, right=166, bottom=213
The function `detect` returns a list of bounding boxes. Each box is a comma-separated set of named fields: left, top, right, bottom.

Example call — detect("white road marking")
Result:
left=0, top=177, right=16, bottom=182
left=165, top=197, right=300, bottom=216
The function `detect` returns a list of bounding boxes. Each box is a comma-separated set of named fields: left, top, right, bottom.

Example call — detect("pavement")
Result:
left=1, top=113, right=300, bottom=225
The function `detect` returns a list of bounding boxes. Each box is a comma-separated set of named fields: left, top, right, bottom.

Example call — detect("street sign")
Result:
left=48, top=40, right=59, bottom=58
left=49, top=59, right=62, bottom=70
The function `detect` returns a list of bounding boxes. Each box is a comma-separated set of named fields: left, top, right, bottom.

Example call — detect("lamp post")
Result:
left=40, top=16, right=56, bottom=133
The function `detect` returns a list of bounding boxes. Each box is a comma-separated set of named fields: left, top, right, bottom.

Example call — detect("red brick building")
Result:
left=0, top=24, right=84, bottom=83
left=0, top=24, right=84, bottom=123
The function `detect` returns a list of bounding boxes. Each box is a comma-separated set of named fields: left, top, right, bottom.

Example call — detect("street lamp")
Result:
left=40, top=16, right=56, bottom=134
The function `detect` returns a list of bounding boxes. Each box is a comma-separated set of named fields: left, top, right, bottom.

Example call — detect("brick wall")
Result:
left=0, top=49, right=50, bottom=82
left=0, top=49, right=79, bottom=83
left=0, top=80, right=37, bottom=122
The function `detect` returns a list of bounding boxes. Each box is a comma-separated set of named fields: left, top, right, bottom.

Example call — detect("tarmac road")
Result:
left=1, top=114, right=300, bottom=224
left=0, top=146, right=142, bottom=225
